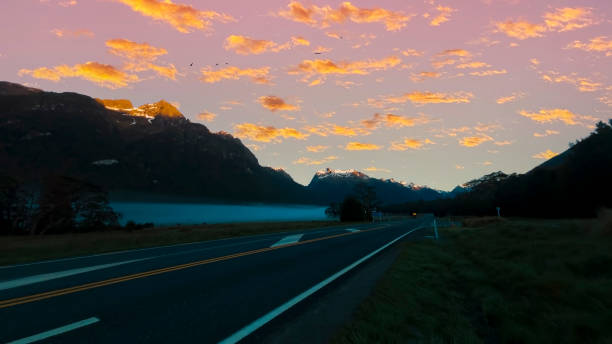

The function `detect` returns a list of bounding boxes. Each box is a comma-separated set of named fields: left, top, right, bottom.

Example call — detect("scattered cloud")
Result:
left=534, top=130, right=560, bottom=137
left=200, top=66, right=271, bottom=84
left=469, top=69, right=507, bottom=77
left=493, top=140, right=513, bottom=146
left=455, top=164, right=465, bottom=170
left=495, top=7, right=595, bottom=40
left=533, top=149, right=559, bottom=159
left=197, top=111, right=217, bottom=122
left=456, top=61, right=491, bottom=69
left=115, top=0, right=234, bottom=33
left=293, top=156, right=338, bottom=165
left=277, top=1, right=414, bottom=31
left=258, top=96, right=299, bottom=112
left=411, top=71, right=441, bottom=82
left=289, top=56, right=401, bottom=84
left=304, top=123, right=370, bottom=137
left=496, top=92, right=525, bottom=104
left=360, top=113, right=431, bottom=129
left=389, top=138, right=434, bottom=151
left=401, top=49, right=424, bottom=57
left=364, top=166, right=391, bottom=173
left=234, top=123, right=308, bottom=142
left=223, top=35, right=309, bottom=55
left=386, top=91, right=473, bottom=105
left=306, top=145, right=329, bottom=152
left=51, top=28, right=94, bottom=38
left=539, top=71, right=602, bottom=92
left=19, top=62, right=139, bottom=89
left=437, top=49, right=471, bottom=57
left=429, top=5, right=455, bottom=26
left=345, top=142, right=382, bottom=151
left=567, top=36, right=612, bottom=56
left=106, top=38, right=177, bottom=79
left=519, top=108, right=595, bottom=126
left=459, top=134, right=493, bottom=147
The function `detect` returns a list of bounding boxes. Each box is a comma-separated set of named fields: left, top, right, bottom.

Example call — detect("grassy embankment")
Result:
left=335, top=211, right=612, bottom=344
left=0, top=220, right=345, bottom=266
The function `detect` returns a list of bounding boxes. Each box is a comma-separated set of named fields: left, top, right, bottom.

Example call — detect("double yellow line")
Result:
left=0, top=225, right=386, bottom=309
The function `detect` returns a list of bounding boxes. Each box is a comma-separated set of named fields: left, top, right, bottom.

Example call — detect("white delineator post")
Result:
left=433, top=217, right=439, bottom=240
left=496, top=206, right=501, bottom=218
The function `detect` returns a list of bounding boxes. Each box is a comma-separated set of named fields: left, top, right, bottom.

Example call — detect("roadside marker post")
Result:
left=433, top=218, right=439, bottom=240
left=496, top=206, right=501, bottom=218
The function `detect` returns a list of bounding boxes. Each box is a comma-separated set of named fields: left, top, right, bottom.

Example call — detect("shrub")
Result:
left=340, top=196, right=369, bottom=222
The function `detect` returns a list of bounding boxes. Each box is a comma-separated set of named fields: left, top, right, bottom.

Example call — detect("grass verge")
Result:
left=334, top=216, right=612, bottom=344
left=0, top=220, right=345, bottom=266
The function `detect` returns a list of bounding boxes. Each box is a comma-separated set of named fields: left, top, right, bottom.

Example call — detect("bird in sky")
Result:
left=189, top=63, right=193, bottom=67
left=314, top=52, right=322, bottom=55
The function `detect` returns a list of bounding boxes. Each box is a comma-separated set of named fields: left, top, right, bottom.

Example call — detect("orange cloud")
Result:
left=411, top=71, right=441, bottom=82
left=401, top=49, right=424, bottom=57
left=389, top=138, right=434, bottom=151
left=437, top=49, right=471, bottom=57
left=278, top=1, right=413, bottom=31
left=495, top=20, right=547, bottom=40
left=306, top=145, right=329, bottom=152
left=431, top=59, right=456, bottom=69
left=539, top=71, right=602, bottom=92
left=519, top=108, right=593, bottom=126
left=567, top=36, right=612, bottom=56
left=496, top=7, right=594, bottom=40
left=429, top=5, right=455, bottom=26
left=200, top=66, right=271, bottom=84
left=364, top=166, right=391, bottom=173
left=469, top=69, right=508, bottom=77
left=493, top=140, right=513, bottom=146
left=51, top=29, right=94, bottom=38
left=19, top=62, right=139, bottom=89
left=459, top=134, right=493, bottom=147
left=115, top=0, right=234, bottom=33
left=391, top=91, right=473, bottom=105
left=345, top=142, right=382, bottom=151
left=543, top=7, right=594, bottom=32
left=304, top=124, right=370, bottom=137
left=456, top=61, right=491, bottom=69
left=293, top=156, right=338, bottom=165
left=361, top=113, right=430, bottom=129
left=223, top=35, right=310, bottom=55
left=234, top=123, right=308, bottom=143
left=258, top=96, right=299, bottom=112
left=534, top=130, right=560, bottom=137
left=289, top=56, right=401, bottom=84
left=106, top=39, right=177, bottom=80
left=533, top=149, right=559, bottom=159
left=496, top=92, right=525, bottom=104
left=197, top=111, right=217, bottom=122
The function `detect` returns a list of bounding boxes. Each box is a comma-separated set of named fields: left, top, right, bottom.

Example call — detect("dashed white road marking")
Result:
left=8, top=317, right=100, bottom=344
left=0, top=258, right=150, bottom=291
left=345, top=228, right=359, bottom=233
left=270, top=234, right=304, bottom=248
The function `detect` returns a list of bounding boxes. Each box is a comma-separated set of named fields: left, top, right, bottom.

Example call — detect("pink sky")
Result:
left=2, top=0, right=611, bottom=190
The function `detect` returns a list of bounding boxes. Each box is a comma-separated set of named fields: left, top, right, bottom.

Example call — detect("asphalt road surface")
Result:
left=0, top=218, right=431, bottom=343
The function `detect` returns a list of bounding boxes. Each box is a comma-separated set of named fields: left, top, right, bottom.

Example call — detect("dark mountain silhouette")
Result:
left=307, top=168, right=447, bottom=205
left=385, top=120, right=612, bottom=218
left=0, top=82, right=308, bottom=203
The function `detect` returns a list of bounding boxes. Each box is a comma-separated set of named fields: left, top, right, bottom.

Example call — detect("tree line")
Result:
left=0, top=175, right=120, bottom=235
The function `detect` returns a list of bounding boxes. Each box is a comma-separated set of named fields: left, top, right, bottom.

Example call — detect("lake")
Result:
left=111, top=202, right=329, bottom=226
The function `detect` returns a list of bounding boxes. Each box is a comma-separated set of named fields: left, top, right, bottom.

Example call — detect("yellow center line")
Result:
left=0, top=225, right=388, bottom=309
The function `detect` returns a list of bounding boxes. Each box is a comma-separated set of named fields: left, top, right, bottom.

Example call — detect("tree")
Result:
left=325, top=202, right=340, bottom=218
left=32, top=176, right=120, bottom=234
left=340, top=196, right=368, bottom=222
left=353, top=182, right=378, bottom=220
left=0, top=176, right=36, bottom=235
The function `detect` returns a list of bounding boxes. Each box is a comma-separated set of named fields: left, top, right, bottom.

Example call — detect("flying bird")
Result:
left=314, top=52, right=322, bottom=55
left=189, top=63, right=193, bottom=67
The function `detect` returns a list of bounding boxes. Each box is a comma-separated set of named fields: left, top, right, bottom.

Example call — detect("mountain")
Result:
left=386, top=120, right=612, bottom=217
left=307, top=168, right=447, bottom=205
left=0, top=81, right=309, bottom=203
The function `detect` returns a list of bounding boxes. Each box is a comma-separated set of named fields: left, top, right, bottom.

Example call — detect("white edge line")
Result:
left=7, top=317, right=100, bottom=344
left=0, top=222, right=391, bottom=270
left=218, top=224, right=425, bottom=344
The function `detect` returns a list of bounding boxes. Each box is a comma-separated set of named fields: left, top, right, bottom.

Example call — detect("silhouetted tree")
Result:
left=340, top=196, right=368, bottom=222
left=353, top=182, right=378, bottom=220
left=0, top=176, right=36, bottom=235
left=32, top=176, right=120, bottom=234
left=325, top=202, right=340, bottom=218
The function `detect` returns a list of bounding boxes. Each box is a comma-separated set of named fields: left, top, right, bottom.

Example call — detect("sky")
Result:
left=1, top=0, right=611, bottom=190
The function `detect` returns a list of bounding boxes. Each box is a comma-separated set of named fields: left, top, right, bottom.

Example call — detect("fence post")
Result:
left=434, top=217, right=439, bottom=240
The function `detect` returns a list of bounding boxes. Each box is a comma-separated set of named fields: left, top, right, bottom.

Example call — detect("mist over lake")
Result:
left=111, top=202, right=329, bottom=226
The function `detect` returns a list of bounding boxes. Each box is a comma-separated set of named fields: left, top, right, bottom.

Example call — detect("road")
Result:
left=0, top=218, right=430, bottom=343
